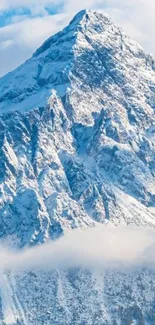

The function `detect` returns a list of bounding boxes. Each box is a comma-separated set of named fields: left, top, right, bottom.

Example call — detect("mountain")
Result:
left=0, top=9, right=155, bottom=325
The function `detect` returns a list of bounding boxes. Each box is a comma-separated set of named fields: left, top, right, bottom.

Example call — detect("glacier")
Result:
left=0, top=9, right=155, bottom=325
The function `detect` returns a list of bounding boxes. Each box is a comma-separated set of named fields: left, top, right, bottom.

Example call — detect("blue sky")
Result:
left=0, top=5, right=61, bottom=27
left=0, top=0, right=154, bottom=77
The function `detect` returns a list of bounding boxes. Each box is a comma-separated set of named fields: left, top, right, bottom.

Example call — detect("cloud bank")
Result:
left=0, top=225, right=155, bottom=272
left=0, top=0, right=155, bottom=77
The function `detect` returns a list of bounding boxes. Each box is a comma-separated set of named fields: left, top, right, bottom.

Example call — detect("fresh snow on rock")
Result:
left=0, top=8, right=155, bottom=325
left=0, top=272, right=16, bottom=325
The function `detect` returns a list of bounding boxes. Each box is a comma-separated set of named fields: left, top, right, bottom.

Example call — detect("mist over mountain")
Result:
left=0, top=9, right=155, bottom=325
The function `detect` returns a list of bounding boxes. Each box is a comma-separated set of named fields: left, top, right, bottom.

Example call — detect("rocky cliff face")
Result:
left=0, top=9, right=155, bottom=325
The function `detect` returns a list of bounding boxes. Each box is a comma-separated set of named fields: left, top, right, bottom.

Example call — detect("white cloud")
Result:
left=0, top=225, right=155, bottom=272
left=63, top=0, right=104, bottom=12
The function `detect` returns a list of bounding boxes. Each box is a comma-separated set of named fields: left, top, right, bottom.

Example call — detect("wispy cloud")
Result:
left=0, top=226, right=155, bottom=272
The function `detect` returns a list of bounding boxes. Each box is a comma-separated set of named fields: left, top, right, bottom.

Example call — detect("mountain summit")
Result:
left=0, top=9, right=154, bottom=118
left=0, top=9, right=155, bottom=325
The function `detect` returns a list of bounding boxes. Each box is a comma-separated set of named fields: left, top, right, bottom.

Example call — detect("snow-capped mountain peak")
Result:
left=0, top=10, right=155, bottom=247
left=0, top=9, right=151, bottom=116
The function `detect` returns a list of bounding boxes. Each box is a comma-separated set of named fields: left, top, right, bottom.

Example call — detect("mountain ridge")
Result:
left=0, top=9, right=155, bottom=248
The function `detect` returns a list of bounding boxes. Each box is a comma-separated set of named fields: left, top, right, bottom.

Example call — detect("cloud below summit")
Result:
left=1, top=226, right=155, bottom=272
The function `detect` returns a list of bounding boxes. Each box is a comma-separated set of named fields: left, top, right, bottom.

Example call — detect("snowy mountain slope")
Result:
left=0, top=268, right=155, bottom=325
left=0, top=10, right=155, bottom=247
left=0, top=9, right=155, bottom=325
